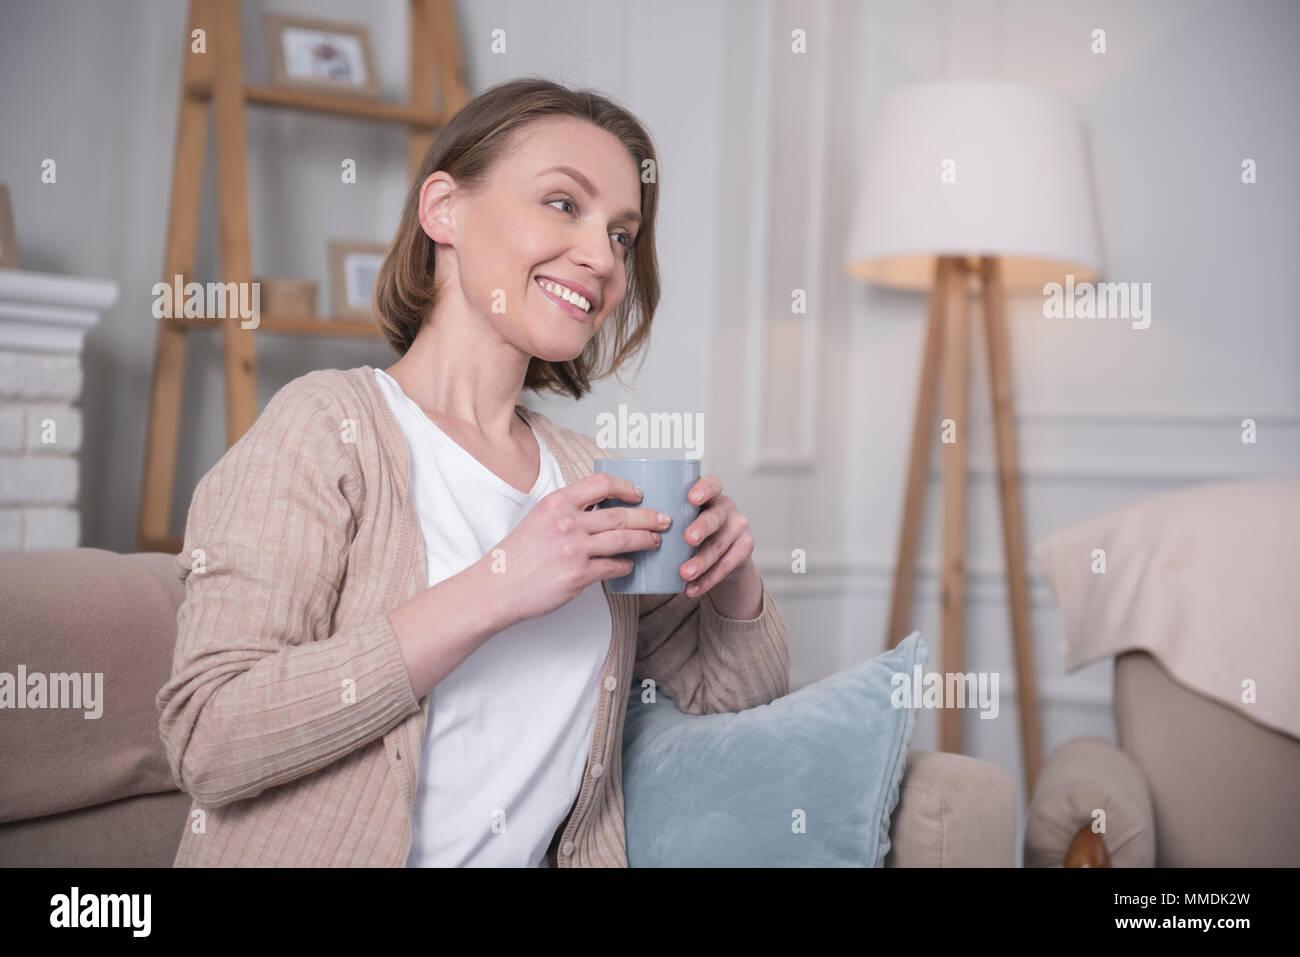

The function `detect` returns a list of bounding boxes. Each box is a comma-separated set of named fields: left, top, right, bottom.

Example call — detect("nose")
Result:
left=569, top=218, right=618, bottom=278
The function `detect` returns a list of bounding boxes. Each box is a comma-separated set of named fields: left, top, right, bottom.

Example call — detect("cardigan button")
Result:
left=604, top=674, right=617, bottom=691
left=591, top=762, right=604, bottom=778
left=562, top=841, right=575, bottom=855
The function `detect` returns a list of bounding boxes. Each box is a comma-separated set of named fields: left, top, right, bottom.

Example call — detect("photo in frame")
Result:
left=328, top=240, right=389, bottom=321
left=263, top=13, right=381, bottom=98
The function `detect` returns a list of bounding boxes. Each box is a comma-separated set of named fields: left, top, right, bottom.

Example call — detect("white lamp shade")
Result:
left=844, top=80, right=1103, bottom=292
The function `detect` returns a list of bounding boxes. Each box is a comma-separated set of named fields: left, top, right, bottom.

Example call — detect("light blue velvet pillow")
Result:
left=622, top=631, right=927, bottom=867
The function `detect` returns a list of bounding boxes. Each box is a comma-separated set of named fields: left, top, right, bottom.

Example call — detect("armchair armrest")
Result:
left=885, top=750, right=1016, bottom=867
left=0, top=548, right=184, bottom=823
left=1024, top=736, right=1156, bottom=867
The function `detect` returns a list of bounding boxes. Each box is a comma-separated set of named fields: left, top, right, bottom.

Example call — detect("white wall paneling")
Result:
left=741, top=0, right=829, bottom=474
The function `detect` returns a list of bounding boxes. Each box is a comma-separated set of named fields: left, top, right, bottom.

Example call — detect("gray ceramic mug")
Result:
left=593, top=458, right=701, bottom=594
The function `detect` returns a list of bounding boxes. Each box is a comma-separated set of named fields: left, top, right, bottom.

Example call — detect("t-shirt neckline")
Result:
left=373, top=368, right=551, bottom=503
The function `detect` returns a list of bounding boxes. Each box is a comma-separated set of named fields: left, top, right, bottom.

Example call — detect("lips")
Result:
left=535, top=277, right=593, bottom=322
left=535, top=275, right=599, bottom=311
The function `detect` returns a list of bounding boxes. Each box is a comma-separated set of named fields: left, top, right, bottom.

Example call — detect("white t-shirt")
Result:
left=372, top=369, right=612, bottom=867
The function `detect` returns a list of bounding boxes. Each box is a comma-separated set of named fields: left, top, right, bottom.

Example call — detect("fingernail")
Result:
left=657, top=512, right=670, bottom=525
left=635, top=486, right=644, bottom=499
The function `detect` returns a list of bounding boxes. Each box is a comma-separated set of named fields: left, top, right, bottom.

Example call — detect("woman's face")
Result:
left=428, top=116, right=644, bottom=362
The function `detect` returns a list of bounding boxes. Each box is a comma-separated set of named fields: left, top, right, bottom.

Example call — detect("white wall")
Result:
left=722, top=0, right=1299, bottom=864
left=2, top=0, right=1296, bottom=865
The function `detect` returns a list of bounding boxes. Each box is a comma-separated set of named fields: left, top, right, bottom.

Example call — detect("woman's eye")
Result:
left=548, top=198, right=638, bottom=252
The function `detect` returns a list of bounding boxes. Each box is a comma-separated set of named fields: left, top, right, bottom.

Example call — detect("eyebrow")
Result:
left=536, top=165, right=642, bottom=226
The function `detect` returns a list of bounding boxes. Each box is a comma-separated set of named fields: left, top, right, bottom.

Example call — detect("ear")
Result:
left=417, top=171, right=459, bottom=245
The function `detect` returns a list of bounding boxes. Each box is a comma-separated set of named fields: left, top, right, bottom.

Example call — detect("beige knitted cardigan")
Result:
left=156, top=365, right=790, bottom=866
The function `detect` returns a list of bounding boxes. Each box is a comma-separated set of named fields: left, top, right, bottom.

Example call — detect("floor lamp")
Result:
left=843, top=80, right=1103, bottom=796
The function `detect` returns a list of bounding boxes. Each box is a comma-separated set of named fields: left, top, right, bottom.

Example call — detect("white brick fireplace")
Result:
left=0, top=270, right=118, bottom=551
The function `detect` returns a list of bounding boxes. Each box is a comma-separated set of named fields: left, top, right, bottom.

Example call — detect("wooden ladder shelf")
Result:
left=137, top=0, right=467, bottom=554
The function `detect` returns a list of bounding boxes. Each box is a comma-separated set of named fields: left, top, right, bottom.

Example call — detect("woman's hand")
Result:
left=678, top=474, right=764, bottom=619
left=486, top=472, right=668, bottom=626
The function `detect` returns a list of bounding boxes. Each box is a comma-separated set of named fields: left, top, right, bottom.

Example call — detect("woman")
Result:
left=157, top=77, right=790, bottom=868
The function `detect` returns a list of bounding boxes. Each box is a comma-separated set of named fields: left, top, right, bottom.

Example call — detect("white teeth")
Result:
left=539, top=279, right=592, bottom=312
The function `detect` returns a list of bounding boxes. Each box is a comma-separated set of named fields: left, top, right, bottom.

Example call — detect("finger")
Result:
left=682, top=510, right=745, bottom=581
left=683, top=496, right=734, bottom=547
left=584, top=505, right=671, bottom=533
left=589, top=556, right=636, bottom=584
left=684, top=531, right=754, bottom=597
left=588, top=527, right=662, bottom=559
left=688, top=474, right=723, bottom=507
left=571, top=472, right=643, bottom=511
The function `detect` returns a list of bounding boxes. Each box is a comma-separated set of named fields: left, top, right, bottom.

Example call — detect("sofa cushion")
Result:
left=0, top=549, right=184, bottom=823
left=621, top=631, right=926, bottom=866
left=0, top=790, right=192, bottom=867
left=1033, top=476, right=1300, bottom=742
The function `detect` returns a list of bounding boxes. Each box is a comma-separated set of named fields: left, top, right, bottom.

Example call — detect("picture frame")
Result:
left=328, top=240, right=389, bottom=321
left=0, top=185, right=21, bottom=269
left=263, top=13, right=381, bottom=98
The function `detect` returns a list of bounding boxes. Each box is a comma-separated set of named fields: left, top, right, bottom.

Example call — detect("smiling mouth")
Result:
left=535, top=277, right=595, bottom=321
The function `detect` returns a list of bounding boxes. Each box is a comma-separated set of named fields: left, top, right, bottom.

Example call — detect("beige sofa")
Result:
left=0, top=547, right=1016, bottom=867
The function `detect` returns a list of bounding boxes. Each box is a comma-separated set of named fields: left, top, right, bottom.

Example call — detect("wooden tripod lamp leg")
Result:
left=939, top=260, right=972, bottom=755
left=885, top=258, right=952, bottom=651
left=979, top=256, right=1042, bottom=794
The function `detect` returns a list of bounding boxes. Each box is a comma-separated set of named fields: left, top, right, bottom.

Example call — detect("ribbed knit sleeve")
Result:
left=155, top=375, right=421, bottom=808
left=634, top=579, right=790, bottom=715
